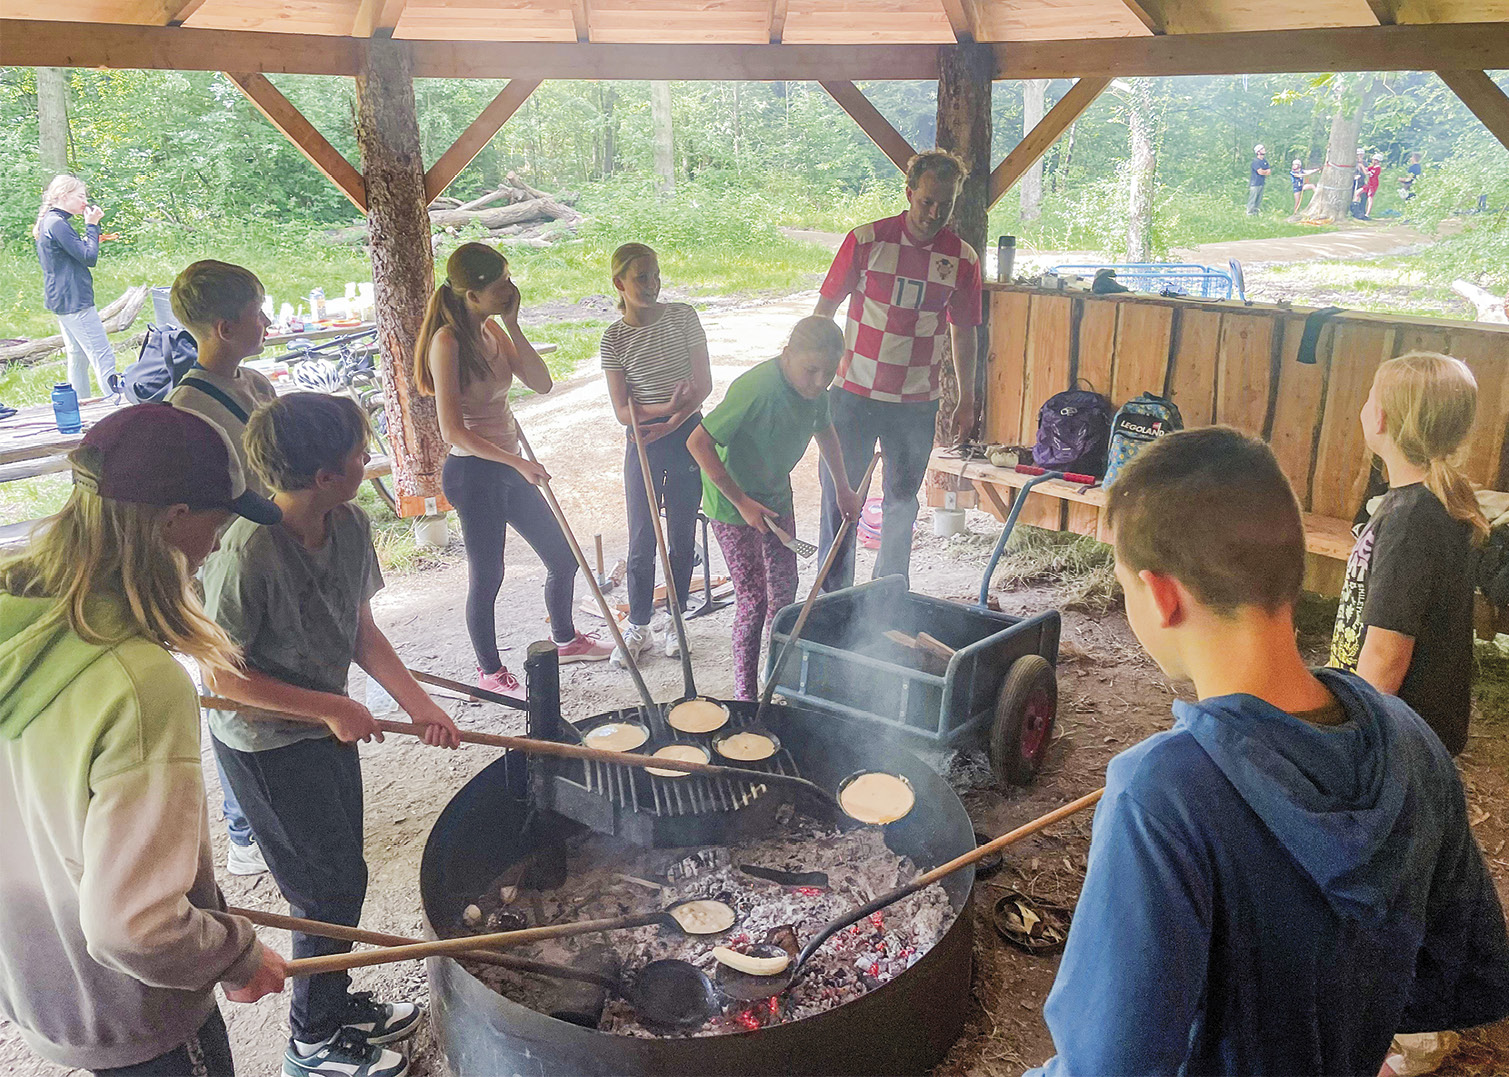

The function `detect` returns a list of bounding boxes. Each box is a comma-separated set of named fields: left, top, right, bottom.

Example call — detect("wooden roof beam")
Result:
left=820, top=80, right=917, bottom=174
left=1437, top=69, right=1509, bottom=153
left=938, top=0, right=977, bottom=43
left=768, top=0, right=788, bottom=45
left=224, top=72, right=367, bottom=211
left=352, top=0, right=409, bottom=37
left=570, top=0, right=590, bottom=43
left=988, top=76, right=1110, bottom=207
left=8, top=22, right=1509, bottom=80
left=1117, top=0, right=1165, bottom=35
left=160, top=0, right=208, bottom=26
left=424, top=78, right=542, bottom=202
left=1364, top=0, right=1397, bottom=25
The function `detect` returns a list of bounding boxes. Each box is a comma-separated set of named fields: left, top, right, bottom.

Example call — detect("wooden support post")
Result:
left=1437, top=70, right=1509, bottom=154
left=988, top=77, right=1111, bottom=208
left=767, top=0, right=789, bottom=44
left=160, top=0, right=208, bottom=25
left=569, top=0, right=590, bottom=43
left=938, top=0, right=976, bottom=42
left=820, top=80, right=917, bottom=175
left=424, top=79, right=542, bottom=202
left=355, top=37, right=447, bottom=518
left=930, top=41, right=991, bottom=478
left=1116, top=0, right=1165, bottom=34
left=225, top=72, right=367, bottom=212
left=352, top=0, right=409, bottom=36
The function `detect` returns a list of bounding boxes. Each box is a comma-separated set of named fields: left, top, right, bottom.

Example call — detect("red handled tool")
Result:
left=1015, top=463, right=1097, bottom=485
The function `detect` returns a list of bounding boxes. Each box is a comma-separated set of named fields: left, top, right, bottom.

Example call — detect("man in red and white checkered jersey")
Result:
left=814, top=150, right=982, bottom=591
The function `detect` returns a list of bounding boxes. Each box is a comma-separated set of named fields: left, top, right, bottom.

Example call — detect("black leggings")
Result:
left=443, top=454, right=579, bottom=671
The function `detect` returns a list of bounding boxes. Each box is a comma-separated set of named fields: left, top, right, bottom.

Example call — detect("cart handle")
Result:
left=978, top=470, right=1064, bottom=609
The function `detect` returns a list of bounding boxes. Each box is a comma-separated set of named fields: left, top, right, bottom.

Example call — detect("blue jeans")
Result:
left=56, top=307, right=118, bottom=399
left=213, top=750, right=255, bottom=847
left=818, top=389, right=940, bottom=592
left=624, top=415, right=702, bottom=626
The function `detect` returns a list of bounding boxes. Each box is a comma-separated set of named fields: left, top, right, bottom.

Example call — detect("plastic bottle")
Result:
left=310, top=288, right=326, bottom=320
left=51, top=383, right=81, bottom=434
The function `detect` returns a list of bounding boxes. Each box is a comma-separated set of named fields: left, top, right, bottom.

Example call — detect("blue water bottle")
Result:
left=51, top=383, right=81, bottom=434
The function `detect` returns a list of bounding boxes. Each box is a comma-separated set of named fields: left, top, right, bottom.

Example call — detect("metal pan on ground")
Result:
left=711, top=728, right=782, bottom=763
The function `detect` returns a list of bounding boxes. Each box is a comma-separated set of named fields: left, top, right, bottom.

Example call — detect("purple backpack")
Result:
left=1033, top=383, right=1113, bottom=478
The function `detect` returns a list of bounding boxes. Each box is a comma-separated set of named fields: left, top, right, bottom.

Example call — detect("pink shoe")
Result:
left=474, top=667, right=520, bottom=698
left=555, top=632, right=612, bottom=663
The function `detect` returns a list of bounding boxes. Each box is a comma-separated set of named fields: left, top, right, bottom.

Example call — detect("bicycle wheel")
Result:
left=362, top=390, right=398, bottom=514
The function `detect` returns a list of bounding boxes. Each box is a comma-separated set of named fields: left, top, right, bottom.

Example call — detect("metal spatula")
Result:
left=764, top=516, right=817, bottom=558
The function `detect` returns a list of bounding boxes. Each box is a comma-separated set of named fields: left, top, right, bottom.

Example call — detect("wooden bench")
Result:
left=929, top=285, right=1509, bottom=596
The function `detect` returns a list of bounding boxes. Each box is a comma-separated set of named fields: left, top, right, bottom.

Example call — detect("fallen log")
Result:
left=427, top=196, right=581, bottom=230
left=1452, top=279, right=1508, bottom=324
left=505, top=171, right=579, bottom=206
left=0, top=285, right=150, bottom=366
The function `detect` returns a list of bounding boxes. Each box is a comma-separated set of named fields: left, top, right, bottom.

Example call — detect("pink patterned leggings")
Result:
left=710, top=514, right=799, bottom=701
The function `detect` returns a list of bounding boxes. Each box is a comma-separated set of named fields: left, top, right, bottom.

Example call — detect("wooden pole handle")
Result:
left=913, top=787, right=1104, bottom=887
left=282, top=912, right=663, bottom=978
left=514, top=424, right=658, bottom=713
left=227, top=906, right=616, bottom=986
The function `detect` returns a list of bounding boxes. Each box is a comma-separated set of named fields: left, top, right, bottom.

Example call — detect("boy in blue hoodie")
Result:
left=1027, top=427, right=1509, bottom=1077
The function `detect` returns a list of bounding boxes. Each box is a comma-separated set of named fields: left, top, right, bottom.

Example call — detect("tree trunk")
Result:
left=1303, top=75, right=1379, bottom=224
left=933, top=43, right=992, bottom=451
left=37, top=67, right=70, bottom=174
left=650, top=80, right=675, bottom=194
left=1053, top=121, right=1078, bottom=193
left=355, top=37, right=447, bottom=517
left=1125, top=79, right=1157, bottom=262
left=1020, top=79, right=1047, bottom=221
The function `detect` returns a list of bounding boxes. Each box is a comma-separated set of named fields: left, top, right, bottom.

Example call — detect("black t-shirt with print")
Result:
left=1330, top=483, right=1474, bottom=754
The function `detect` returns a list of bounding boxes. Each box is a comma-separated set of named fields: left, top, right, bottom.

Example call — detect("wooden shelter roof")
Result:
left=5, top=1, right=1508, bottom=78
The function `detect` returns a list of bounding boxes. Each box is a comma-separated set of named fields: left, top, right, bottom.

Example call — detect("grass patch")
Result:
left=1473, top=637, right=1509, bottom=731
left=989, top=524, right=1120, bottom=613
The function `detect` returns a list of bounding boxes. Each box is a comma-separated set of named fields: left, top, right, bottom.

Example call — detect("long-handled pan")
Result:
left=754, top=452, right=880, bottom=728
left=627, top=406, right=697, bottom=704
left=714, top=787, right=1105, bottom=1002
left=277, top=897, right=738, bottom=978
left=514, top=423, right=659, bottom=722
left=197, top=695, right=860, bottom=818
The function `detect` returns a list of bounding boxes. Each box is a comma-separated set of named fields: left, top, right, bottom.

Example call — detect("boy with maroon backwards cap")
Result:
left=0, top=404, right=287, bottom=1077
left=814, top=149, right=982, bottom=593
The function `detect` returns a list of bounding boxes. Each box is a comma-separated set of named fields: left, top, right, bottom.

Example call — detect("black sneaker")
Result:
left=282, top=1029, right=407, bottom=1077
left=342, top=991, right=422, bottom=1045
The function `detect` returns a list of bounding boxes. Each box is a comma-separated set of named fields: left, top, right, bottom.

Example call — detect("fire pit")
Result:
left=420, top=645, right=978, bottom=1075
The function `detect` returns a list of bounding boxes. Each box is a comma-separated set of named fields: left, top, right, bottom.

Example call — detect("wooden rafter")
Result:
left=160, top=0, right=207, bottom=25
left=424, top=79, right=543, bottom=202
left=570, top=0, right=590, bottom=43
left=1363, top=0, right=1397, bottom=25
left=938, top=0, right=976, bottom=42
left=224, top=72, right=367, bottom=211
left=988, top=76, right=1111, bottom=207
left=1437, top=69, right=1509, bottom=153
left=8, top=23, right=1509, bottom=81
left=768, top=0, right=789, bottom=44
left=820, top=80, right=917, bottom=173
left=352, top=0, right=408, bottom=37
left=1116, top=0, right=1165, bottom=34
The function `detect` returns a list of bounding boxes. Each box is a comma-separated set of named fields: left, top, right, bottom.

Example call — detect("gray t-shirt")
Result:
left=201, top=502, right=383, bottom=752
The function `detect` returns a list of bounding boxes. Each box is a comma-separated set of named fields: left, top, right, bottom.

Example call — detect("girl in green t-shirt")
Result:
left=688, top=317, right=863, bottom=699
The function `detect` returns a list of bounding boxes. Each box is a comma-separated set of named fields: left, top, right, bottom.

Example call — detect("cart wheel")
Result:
left=990, top=655, right=1057, bottom=787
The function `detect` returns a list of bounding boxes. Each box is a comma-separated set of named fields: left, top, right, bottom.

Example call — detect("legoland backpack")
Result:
left=1033, top=383, right=1113, bottom=478
left=1103, top=392, right=1184, bottom=488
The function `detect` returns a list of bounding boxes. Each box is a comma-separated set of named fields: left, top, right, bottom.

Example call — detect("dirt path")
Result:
left=1174, top=222, right=1436, bottom=265
left=4, top=290, right=1505, bottom=1077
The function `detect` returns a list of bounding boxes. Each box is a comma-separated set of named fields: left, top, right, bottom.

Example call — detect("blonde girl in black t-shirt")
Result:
left=1330, top=352, right=1489, bottom=756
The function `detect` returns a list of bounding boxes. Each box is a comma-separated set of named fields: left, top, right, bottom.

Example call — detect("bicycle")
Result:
left=273, top=328, right=397, bottom=512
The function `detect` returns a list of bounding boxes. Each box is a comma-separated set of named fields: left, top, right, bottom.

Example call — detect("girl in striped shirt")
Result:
left=601, top=243, right=712, bottom=666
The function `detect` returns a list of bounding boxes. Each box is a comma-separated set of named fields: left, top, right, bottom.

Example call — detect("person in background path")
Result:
left=1365, top=152, right=1385, bottom=217
left=34, top=175, right=120, bottom=403
left=1247, top=144, right=1271, bottom=214
left=1353, top=149, right=1371, bottom=219
left=165, top=258, right=278, bottom=879
left=416, top=243, right=611, bottom=696
left=1026, top=427, right=1509, bottom=1077
left=814, top=149, right=981, bottom=592
left=1291, top=158, right=1321, bottom=214
left=0, top=404, right=287, bottom=1077
left=688, top=318, right=862, bottom=700
left=600, top=242, right=712, bottom=669
left=1400, top=153, right=1423, bottom=200
left=202, top=393, right=461, bottom=1077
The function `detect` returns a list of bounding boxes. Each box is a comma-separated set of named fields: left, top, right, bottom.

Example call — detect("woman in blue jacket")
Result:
left=34, top=175, right=119, bottom=402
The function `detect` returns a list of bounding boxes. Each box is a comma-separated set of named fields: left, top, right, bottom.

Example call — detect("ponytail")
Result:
left=413, top=242, right=507, bottom=396
left=1374, top=351, right=1490, bottom=544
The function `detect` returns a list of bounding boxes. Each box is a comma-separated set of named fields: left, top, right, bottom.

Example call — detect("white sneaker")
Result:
left=651, top=610, right=684, bottom=659
left=226, top=839, right=269, bottom=876
left=612, top=623, right=652, bottom=668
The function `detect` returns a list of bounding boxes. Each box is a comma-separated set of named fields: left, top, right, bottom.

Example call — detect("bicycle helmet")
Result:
left=292, top=358, right=345, bottom=393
